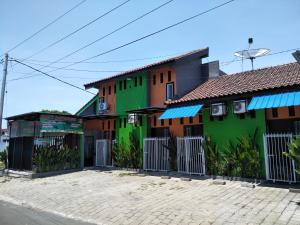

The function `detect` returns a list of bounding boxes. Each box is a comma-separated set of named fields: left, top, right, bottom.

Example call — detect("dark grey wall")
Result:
left=79, top=102, right=97, bottom=116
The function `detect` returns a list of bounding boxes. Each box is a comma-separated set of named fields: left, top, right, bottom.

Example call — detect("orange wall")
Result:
left=84, top=119, right=101, bottom=130
left=98, top=80, right=116, bottom=113
left=266, top=106, right=300, bottom=120
left=150, top=67, right=176, bottom=107
left=150, top=113, right=203, bottom=137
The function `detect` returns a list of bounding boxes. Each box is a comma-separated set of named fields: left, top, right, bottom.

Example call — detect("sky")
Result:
left=0, top=0, right=300, bottom=127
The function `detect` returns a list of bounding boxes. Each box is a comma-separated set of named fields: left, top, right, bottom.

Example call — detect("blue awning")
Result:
left=247, top=91, right=300, bottom=110
left=159, top=104, right=203, bottom=120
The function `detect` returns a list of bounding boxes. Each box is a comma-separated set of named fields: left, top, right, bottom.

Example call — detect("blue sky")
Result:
left=0, top=0, right=299, bottom=126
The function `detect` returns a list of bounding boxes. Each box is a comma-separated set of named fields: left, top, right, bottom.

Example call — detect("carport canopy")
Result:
left=159, top=104, right=203, bottom=120
left=247, top=91, right=300, bottom=110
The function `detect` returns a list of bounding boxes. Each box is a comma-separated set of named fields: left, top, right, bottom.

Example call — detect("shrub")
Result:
left=204, top=137, right=223, bottom=175
left=284, top=137, right=300, bottom=175
left=0, top=150, right=7, bottom=169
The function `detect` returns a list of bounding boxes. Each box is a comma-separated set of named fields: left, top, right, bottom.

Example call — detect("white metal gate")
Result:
left=143, top=138, right=169, bottom=172
left=263, top=133, right=298, bottom=183
left=177, top=136, right=206, bottom=175
left=96, top=139, right=109, bottom=167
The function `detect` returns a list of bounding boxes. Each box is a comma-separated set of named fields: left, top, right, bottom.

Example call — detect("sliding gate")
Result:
left=177, top=136, right=206, bottom=175
left=143, top=138, right=169, bottom=172
left=263, top=133, right=298, bottom=183
left=95, top=139, right=111, bottom=167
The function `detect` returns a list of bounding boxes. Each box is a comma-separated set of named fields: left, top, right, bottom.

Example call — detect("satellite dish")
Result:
left=234, top=48, right=269, bottom=70
left=234, top=38, right=270, bottom=70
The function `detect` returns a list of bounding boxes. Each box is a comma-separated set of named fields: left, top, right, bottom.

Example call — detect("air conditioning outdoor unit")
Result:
left=128, top=114, right=137, bottom=124
left=99, top=102, right=107, bottom=112
left=211, top=103, right=226, bottom=116
left=233, top=100, right=247, bottom=114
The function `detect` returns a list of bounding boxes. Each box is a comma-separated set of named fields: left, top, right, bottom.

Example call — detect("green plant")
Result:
left=284, top=137, right=300, bottom=175
left=32, top=144, right=80, bottom=173
left=113, top=139, right=130, bottom=168
left=204, top=136, right=223, bottom=175
left=0, top=149, right=7, bottom=169
left=129, top=132, right=142, bottom=168
left=223, top=128, right=261, bottom=178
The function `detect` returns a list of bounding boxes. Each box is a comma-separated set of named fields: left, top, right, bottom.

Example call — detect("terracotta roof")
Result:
left=84, top=47, right=208, bottom=89
left=170, top=62, right=300, bottom=104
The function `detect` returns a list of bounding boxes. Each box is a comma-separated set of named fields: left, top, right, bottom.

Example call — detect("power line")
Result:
left=11, top=59, right=95, bottom=95
left=12, top=0, right=236, bottom=82
left=19, top=0, right=131, bottom=62
left=11, top=0, right=175, bottom=79
left=5, top=0, right=88, bottom=53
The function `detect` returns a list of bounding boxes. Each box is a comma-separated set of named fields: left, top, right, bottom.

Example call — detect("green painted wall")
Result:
left=203, top=102, right=267, bottom=177
left=116, top=72, right=148, bottom=148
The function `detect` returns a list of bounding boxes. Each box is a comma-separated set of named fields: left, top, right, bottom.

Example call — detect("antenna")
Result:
left=234, top=38, right=269, bottom=70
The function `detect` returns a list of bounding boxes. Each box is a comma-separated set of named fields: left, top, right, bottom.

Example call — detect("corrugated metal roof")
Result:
left=84, top=48, right=208, bottom=89
left=159, top=104, right=203, bottom=120
left=247, top=91, right=300, bottom=110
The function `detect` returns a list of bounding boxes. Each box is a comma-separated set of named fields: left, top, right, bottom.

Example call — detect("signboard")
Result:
left=40, top=115, right=83, bottom=134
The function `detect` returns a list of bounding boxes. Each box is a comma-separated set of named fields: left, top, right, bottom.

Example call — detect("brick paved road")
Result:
left=0, top=170, right=299, bottom=225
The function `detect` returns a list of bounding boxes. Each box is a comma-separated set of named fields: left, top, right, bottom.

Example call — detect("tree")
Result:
left=40, top=109, right=71, bottom=115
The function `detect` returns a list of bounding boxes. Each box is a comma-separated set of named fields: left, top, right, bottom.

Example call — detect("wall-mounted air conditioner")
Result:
left=233, top=100, right=247, bottom=114
left=128, top=114, right=137, bottom=124
left=211, top=103, right=226, bottom=116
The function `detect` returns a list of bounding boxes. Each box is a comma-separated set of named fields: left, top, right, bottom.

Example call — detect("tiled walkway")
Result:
left=0, top=170, right=299, bottom=225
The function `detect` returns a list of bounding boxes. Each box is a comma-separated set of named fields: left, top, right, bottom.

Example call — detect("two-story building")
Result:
left=77, top=48, right=221, bottom=166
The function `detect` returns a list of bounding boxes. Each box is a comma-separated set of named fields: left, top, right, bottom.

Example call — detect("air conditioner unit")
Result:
left=99, top=102, right=107, bottom=112
left=128, top=114, right=137, bottom=124
left=211, top=103, right=226, bottom=116
left=233, top=100, right=247, bottom=114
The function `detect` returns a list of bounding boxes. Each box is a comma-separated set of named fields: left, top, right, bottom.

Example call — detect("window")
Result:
left=108, top=120, right=111, bottom=129
left=161, top=119, right=164, bottom=126
left=102, top=87, right=105, bottom=96
left=139, top=115, right=143, bottom=126
left=114, top=120, right=116, bottom=129
left=114, top=84, right=116, bottom=93
left=119, top=118, right=122, bottom=128
left=124, top=80, right=127, bottom=90
left=210, top=116, right=214, bottom=122
left=180, top=118, right=184, bottom=124
left=108, top=86, right=111, bottom=95
left=123, top=118, right=127, bottom=128
left=166, top=83, right=174, bottom=100
left=119, top=81, right=122, bottom=91
left=169, top=119, right=172, bottom=125
left=272, top=108, right=278, bottom=118
left=102, top=121, right=105, bottom=129
left=250, top=110, right=256, bottom=119
left=134, top=77, right=137, bottom=87
left=168, top=71, right=172, bottom=82
left=153, top=116, right=157, bottom=127
left=288, top=106, right=295, bottom=117
left=139, top=76, right=142, bottom=86
left=239, top=114, right=245, bottom=119
left=189, top=117, right=193, bottom=124
left=160, top=73, right=163, bottom=83
left=198, top=114, right=202, bottom=123
left=153, top=75, right=156, bottom=85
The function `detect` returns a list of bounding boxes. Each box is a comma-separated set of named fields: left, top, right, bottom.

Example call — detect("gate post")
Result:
left=263, top=133, right=270, bottom=180
left=184, top=137, right=189, bottom=174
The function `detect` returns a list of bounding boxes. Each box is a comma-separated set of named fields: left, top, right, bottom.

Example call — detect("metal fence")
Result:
left=96, top=139, right=109, bottom=167
left=263, top=133, right=299, bottom=183
left=143, top=137, right=169, bottom=172
left=177, top=136, right=205, bottom=175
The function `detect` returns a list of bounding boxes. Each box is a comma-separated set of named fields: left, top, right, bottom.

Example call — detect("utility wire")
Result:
left=11, top=59, right=95, bottom=95
left=5, top=0, right=88, bottom=53
left=19, top=0, right=131, bottom=62
left=11, top=0, right=235, bottom=82
left=11, top=0, right=175, bottom=79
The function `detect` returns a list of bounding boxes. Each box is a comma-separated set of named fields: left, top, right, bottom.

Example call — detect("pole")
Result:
left=0, top=53, right=8, bottom=132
